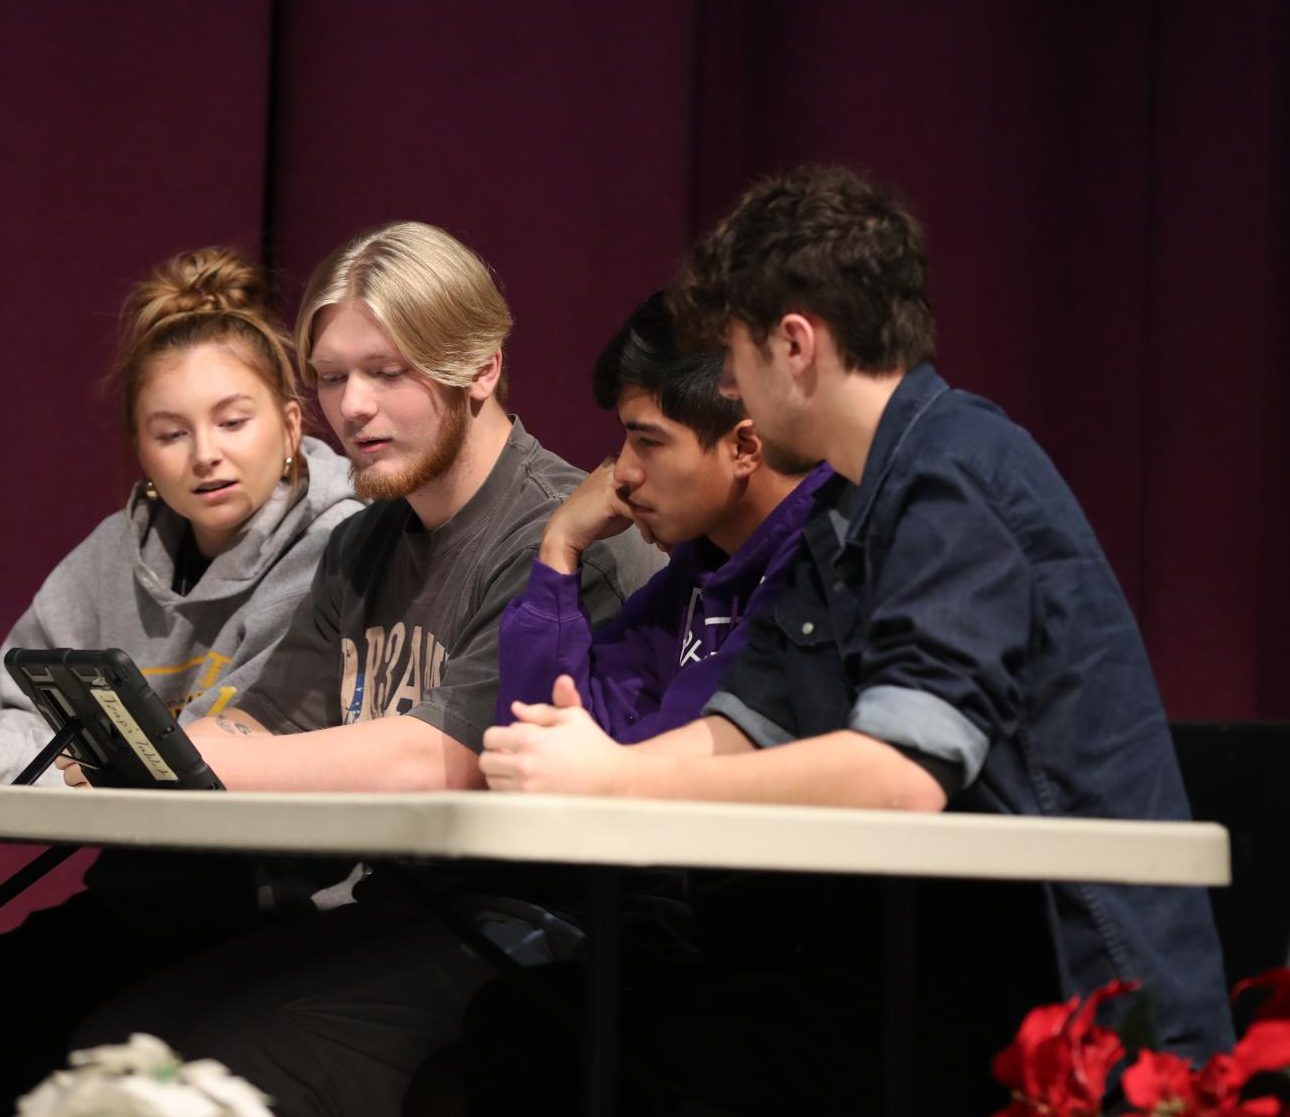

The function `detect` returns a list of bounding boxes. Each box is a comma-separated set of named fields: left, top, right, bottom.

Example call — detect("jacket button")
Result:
left=801, top=622, right=815, bottom=635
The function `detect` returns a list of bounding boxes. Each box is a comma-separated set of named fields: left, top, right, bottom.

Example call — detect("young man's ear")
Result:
left=728, top=418, right=763, bottom=479
left=782, top=311, right=860, bottom=400
left=468, top=351, right=503, bottom=402
left=778, top=313, right=817, bottom=367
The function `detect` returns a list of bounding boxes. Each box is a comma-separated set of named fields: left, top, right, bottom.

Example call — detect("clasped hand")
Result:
left=481, top=675, right=626, bottom=795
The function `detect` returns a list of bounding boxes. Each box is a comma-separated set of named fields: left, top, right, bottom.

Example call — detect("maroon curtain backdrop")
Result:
left=269, top=0, right=704, bottom=465
left=0, top=0, right=273, bottom=927
left=0, top=0, right=272, bottom=622
left=0, top=2, right=1286, bottom=911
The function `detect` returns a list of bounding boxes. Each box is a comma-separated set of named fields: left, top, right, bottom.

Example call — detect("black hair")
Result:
left=592, top=291, right=742, bottom=449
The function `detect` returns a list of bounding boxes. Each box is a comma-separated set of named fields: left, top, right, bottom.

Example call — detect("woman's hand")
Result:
left=54, top=752, right=90, bottom=789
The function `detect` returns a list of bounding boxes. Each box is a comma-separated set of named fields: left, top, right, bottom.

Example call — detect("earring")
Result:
left=281, top=455, right=294, bottom=481
left=144, top=479, right=158, bottom=501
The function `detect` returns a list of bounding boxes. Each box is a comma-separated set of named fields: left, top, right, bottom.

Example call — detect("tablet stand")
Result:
left=13, top=719, right=83, bottom=787
left=0, top=720, right=86, bottom=909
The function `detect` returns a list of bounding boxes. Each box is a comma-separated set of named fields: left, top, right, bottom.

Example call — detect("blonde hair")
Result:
left=110, top=248, right=302, bottom=481
left=295, top=221, right=513, bottom=398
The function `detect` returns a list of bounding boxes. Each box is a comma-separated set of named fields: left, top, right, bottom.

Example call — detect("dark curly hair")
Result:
left=668, top=166, right=934, bottom=372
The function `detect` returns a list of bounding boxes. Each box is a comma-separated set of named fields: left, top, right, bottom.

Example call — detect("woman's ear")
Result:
left=282, top=400, right=304, bottom=458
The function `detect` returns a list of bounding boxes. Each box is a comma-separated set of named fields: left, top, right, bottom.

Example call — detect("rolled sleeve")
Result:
left=703, top=689, right=795, bottom=748
left=711, top=458, right=1032, bottom=792
left=850, top=684, right=989, bottom=785
left=853, top=460, right=1032, bottom=784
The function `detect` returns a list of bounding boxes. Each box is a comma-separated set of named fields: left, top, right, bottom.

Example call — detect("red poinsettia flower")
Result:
left=1233, top=1020, right=1290, bottom=1077
left=992, top=980, right=1137, bottom=1116
left=1233, top=969, right=1290, bottom=1023
left=1192, top=1052, right=1247, bottom=1113
left=1122, top=1017, right=1290, bottom=1115
left=1123, top=1048, right=1199, bottom=1112
left=997, top=969, right=1290, bottom=1117
left=1194, top=1054, right=1284, bottom=1116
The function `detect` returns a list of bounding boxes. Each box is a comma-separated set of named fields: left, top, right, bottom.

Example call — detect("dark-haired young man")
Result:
left=496, top=291, right=828, bottom=739
left=482, top=168, right=1231, bottom=1070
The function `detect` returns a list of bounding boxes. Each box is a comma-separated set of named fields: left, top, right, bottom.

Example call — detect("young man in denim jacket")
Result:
left=483, top=168, right=1231, bottom=1077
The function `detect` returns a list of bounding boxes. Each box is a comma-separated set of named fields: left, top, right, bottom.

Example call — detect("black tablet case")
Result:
left=5, top=647, right=224, bottom=790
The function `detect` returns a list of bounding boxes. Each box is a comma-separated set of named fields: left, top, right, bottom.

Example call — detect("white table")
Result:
left=0, top=786, right=1231, bottom=885
left=0, top=787, right=1230, bottom=1115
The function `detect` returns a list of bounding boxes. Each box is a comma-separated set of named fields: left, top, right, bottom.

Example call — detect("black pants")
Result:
left=75, top=885, right=494, bottom=1117
left=462, top=875, right=1058, bottom=1115
left=0, top=857, right=495, bottom=1117
left=0, top=889, right=198, bottom=1107
left=464, top=958, right=886, bottom=1116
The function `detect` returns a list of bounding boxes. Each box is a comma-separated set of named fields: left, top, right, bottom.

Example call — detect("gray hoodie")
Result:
left=0, top=436, right=362, bottom=785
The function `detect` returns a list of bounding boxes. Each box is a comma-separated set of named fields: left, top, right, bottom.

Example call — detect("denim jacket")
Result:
left=707, top=365, right=1232, bottom=1060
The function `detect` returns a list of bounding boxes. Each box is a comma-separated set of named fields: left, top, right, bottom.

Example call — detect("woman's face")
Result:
left=134, top=341, right=302, bottom=557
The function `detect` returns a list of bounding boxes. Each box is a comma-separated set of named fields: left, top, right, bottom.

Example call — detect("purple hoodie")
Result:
left=496, top=465, right=833, bottom=742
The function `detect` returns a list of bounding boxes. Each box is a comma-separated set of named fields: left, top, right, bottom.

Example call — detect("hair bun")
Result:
left=109, top=246, right=300, bottom=441
left=127, top=247, right=269, bottom=339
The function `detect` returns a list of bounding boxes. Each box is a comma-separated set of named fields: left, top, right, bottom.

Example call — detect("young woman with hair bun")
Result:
left=0, top=246, right=362, bottom=785
left=0, top=248, right=362, bottom=1108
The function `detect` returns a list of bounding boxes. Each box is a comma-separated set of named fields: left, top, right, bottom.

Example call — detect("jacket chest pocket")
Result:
left=771, top=598, right=856, bottom=738
left=777, top=598, right=836, bottom=648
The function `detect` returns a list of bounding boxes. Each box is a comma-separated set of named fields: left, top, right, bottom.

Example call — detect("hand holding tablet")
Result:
left=5, top=648, right=223, bottom=790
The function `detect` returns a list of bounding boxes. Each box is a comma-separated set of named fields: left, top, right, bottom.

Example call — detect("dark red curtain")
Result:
left=1, top=0, right=1286, bottom=726
left=0, top=0, right=274, bottom=926
left=0, top=0, right=272, bottom=629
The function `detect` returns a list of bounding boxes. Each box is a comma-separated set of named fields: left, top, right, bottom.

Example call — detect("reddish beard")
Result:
left=351, top=385, right=470, bottom=501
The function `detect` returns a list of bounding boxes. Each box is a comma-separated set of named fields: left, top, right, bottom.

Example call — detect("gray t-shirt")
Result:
left=237, top=419, right=660, bottom=750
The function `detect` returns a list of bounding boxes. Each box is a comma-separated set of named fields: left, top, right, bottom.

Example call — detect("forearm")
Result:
left=188, top=712, right=484, bottom=792
left=614, top=728, right=948, bottom=810
left=538, top=499, right=601, bottom=574
left=626, top=715, right=751, bottom=758
left=536, top=460, right=634, bottom=575
left=613, top=653, right=738, bottom=743
left=484, top=704, right=945, bottom=808
left=537, top=530, right=583, bottom=575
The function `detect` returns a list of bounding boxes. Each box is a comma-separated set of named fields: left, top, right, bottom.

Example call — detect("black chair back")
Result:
left=1172, top=721, right=1290, bottom=1027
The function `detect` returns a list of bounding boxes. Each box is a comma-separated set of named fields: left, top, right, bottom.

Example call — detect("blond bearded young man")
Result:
left=479, top=169, right=1230, bottom=1097
left=57, top=222, right=660, bottom=1117
left=55, top=225, right=658, bottom=789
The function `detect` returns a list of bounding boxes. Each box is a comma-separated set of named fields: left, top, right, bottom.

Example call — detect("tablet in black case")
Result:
left=4, top=647, right=224, bottom=790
